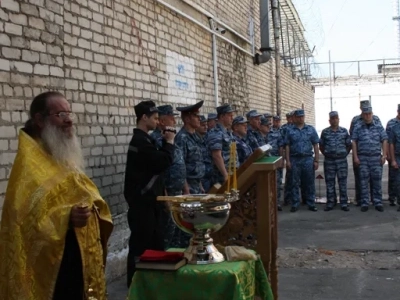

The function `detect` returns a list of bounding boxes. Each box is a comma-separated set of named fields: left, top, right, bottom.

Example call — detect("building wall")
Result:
left=0, top=0, right=314, bottom=280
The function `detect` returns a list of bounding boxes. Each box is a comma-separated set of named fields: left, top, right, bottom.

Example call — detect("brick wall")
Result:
left=0, top=0, right=314, bottom=280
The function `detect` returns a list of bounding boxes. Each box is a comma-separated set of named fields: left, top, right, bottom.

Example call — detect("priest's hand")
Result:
left=70, top=205, right=91, bottom=228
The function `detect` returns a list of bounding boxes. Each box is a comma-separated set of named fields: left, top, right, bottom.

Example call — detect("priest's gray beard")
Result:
left=41, top=122, right=85, bottom=172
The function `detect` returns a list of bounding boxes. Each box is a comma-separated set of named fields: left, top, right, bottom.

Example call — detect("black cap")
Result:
left=134, top=100, right=158, bottom=119
left=176, top=100, right=204, bottom=113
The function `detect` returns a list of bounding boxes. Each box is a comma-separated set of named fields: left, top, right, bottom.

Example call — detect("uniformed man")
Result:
left=206, top=103, right=238, bottom=185
left=197, top=115, right=213, bottom=192
left=124, top=100, right=175, bottom=286
left=175, top=101, right=206, bottom=194
left=350, top=100, right=382, bottom=206
left=245, top=110, right=266, bottom=150
left=389, top=121, right=400, bottom=211
left=259, top=117, right=272, bottom=143
left=151, top=105, right=189, bottom=249
left=268, top=115, right=283, bottom=211
left=263, top=112, right=273, bottom=123
left=232, top=116, right=253, bottom=165
left=207, top=113, right=218, bottom=131
left=285, top=109, right=320, bottom=212
left=385, top=104, right=400, bottom=206
left=281, top=111, right=294, bottom=206
left=272, top=115, right=281, bottom=132
left=319, top=111, right=351, bottom=211
left=352, top=106, right=387, bottom=212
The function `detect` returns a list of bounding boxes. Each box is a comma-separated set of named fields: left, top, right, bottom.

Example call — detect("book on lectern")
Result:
left=136, top=249, right=187, bottom=271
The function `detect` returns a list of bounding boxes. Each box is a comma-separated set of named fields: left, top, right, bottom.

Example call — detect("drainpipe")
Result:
left=271, top=0, right=282, bottom=117
left=209, top=19, right=219, bottom=107
left=254, top=0, right=272, bottom=65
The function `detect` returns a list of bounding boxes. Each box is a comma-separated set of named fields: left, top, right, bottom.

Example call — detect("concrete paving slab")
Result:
left=279, top=268, right=400, bottom=300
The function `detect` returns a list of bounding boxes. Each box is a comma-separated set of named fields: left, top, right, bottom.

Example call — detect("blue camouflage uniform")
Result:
left=285, top=110, right=319, bottom=209
left=245, top=110, right=266, bottom=150
left=150, top=128, right=162, bottom=145
left=175, top=101, right=206, bottom=194
left=232, top=116, right=253, bottom=165
left=199, top=115, right=213, bottom=192
left=152, top=105, right=189, bottom=249
left=389, top=122, right=400, bottom=205
left=352, top=107, right=387, bottom=208
left=350, top=100, right=382, bottom=205
left=268, top=116, right=283, bottom=203
left=206, top=104, right=238, bottom=185
left=385, top=113, right=400, bottom=205
left=280, top=113, right=294, bottom=205
left=319, top=111, right=351, bottom=208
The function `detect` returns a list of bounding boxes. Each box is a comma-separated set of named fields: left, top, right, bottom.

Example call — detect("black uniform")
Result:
left=124, top=128, right=174, bottom=287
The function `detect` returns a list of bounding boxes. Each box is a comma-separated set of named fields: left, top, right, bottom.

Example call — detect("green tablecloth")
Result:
left=128, top=253, right=274, bottom=300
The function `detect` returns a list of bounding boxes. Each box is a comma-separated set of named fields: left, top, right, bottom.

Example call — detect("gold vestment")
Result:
left=0, top=130, right=113, bottom=300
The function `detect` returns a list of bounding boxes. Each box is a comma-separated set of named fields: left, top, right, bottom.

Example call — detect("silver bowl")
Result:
left=169, top=195, right=232, bottom=264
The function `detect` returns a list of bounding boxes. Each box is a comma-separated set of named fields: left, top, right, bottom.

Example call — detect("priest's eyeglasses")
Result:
left=48, top=112, right=76, bottom=120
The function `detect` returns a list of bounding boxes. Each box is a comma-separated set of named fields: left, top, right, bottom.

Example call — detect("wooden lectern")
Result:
left=210, top=146, right=282, bottom=300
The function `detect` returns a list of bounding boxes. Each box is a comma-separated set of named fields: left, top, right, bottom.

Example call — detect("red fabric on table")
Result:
left=139, top=250, right=184, bottom=262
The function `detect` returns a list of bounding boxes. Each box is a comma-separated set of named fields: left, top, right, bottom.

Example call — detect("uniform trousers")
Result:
left=388, top=165, right=397, bottom=203
left=276, top=168, right=283, bottom=203
left=324, top=157, right=348, bottom=207
left=358, top=155, right=383, bottom=207
left=393, top=156, right=400, bottom=200
left=290, top=156, right=316, bottom=208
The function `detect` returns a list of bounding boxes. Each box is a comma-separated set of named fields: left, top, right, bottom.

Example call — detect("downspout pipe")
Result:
left=209, top=18, right=219, bottom=107
left=254, top=0, right=272, bottom=65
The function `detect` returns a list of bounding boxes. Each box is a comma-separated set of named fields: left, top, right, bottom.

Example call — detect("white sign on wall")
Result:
left=166, top=50, right=197, bottom=105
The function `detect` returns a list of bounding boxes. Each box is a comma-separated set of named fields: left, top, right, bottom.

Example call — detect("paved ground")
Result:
left=108, top=154, right=399, bottom=299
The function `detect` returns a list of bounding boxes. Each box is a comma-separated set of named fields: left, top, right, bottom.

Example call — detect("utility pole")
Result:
left=271, top=0, right=281, bottom=117
left=329, top=50, right=333, bottom=111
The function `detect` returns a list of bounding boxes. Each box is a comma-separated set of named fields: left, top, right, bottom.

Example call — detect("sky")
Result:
left=292, top=0, right=399, bottom=77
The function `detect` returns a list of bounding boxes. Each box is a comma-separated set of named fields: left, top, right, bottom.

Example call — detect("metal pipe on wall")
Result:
left=271, top=0, right=281, bottom=117
left=255, top=0, right=272, bottom=64
left=181, top=0, right=253, bottom=45
left=155, top=0, right=254, bottom=57
left=209, top=19, right=219, bottom=107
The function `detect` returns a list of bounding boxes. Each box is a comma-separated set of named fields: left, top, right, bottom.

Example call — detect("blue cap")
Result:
left=329, top=111, right=338, bottom=118
left=207, top=113, right=217, bottom=121
left=263, top=112, right=272, bottom=118
left=216, top=103, right=235, bottom=115
left=360, top=100, right=370, bottom=108
left=273, top=115, right=281, bottom=120
left=176, top=100, right=204, bottom=112
left=157, top=105, right=178, bottom=116
left=286, top=112, right=291, bottom=117
left=232, top=116, right=248, bottom=125
left=199, top=115, right=207, bottom=122
left=362, top=106, right=372, bottom=113
left=294, top=109, right=305, bottom=116
left=260, top=117, right=271, bottom=126
left=134, top=100, right=159, bottom=118
left=246, top=110, right=262, bottom=118
left=290, top=110, right=296, bottom=116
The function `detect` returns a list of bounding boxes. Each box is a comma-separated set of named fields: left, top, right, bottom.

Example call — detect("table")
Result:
left=128, top=254, right=274, bottom=300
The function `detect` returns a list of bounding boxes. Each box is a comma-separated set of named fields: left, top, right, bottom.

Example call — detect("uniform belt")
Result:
left=357, top=153, right=381, bottom=157
left=290, top=154, right=312, bottom=157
